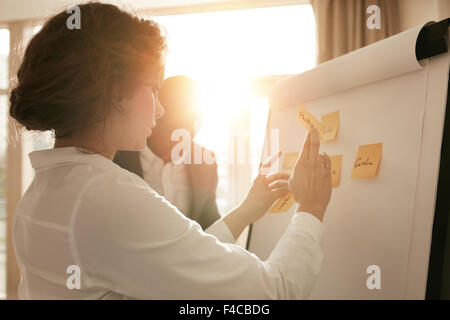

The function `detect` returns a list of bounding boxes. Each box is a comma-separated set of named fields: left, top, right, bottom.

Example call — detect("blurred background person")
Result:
left=114, top=75, right=221, bottom=230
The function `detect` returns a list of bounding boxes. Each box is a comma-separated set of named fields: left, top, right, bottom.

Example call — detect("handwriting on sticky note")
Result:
left=330, top=155, right=343, bottom=187
left=282, top=152, right=299, bottom=174
left=321, top=111, right=339, bottom=142
left=269, top=192, right=296, bottom=214
left=351, top=143, right=382, bottom=178
left=297, top=104, right=323, bottom=141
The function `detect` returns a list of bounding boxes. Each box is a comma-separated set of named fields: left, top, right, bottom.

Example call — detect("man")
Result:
left=114, top=76, right=221, bottom=230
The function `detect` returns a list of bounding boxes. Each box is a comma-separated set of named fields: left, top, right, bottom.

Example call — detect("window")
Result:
left=0, top=24, right=44, bottom=300
left=0, top=27, right=10, bottom=299
left=21, top=25, right=54, bottom=193
left=152, top=5, right=316, bottom=217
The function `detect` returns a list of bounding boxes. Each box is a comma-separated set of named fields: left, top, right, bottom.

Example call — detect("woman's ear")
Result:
left=111, top=84, right=126, bottom=111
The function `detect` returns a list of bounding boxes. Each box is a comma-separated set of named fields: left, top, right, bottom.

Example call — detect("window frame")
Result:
left=0, top=24, right=8, bottom=94
left=0, top=26, right=8, bottom=297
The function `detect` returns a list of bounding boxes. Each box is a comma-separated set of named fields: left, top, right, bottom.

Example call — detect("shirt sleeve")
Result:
left=73, top=172, right=324, bottom=299
left=204, top=218, right=236, bottom=244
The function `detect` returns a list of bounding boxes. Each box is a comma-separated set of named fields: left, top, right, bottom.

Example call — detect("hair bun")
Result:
left=9, top=87, right=20, bottom=119
left=9, top=86, right=51, bottom=132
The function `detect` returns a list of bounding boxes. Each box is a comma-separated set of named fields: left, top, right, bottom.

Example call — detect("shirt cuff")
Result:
left=205, top=218, right=236, bottom=244
left=292, top=210, right=325, bottom=246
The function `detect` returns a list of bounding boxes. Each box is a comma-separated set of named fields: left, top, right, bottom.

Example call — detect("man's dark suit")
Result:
left=113, top=145, right=221, bottom=230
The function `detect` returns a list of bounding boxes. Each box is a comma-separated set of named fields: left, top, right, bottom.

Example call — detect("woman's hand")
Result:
left=239, top=152, right=291, bottom=225
left=290, top=128, right=332, bottom=221
left=223, top=152, right=290, bottom=240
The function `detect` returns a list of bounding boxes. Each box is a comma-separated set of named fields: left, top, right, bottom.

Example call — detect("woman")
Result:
left=9, top=2, right=332, bottom=299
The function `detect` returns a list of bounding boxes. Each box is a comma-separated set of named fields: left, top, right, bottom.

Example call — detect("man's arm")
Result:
left=188, top=145, right=222, bottom=230
left=197, top=193, right=221, bottom=229
left=113, top=151, right=143, bottom=178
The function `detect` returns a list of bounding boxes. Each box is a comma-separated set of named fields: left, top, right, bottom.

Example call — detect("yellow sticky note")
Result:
left=269, top=152, right=299, bottom=214
left=321, top=111, right=340, bottom=142
left=269, top=192, right=296, bottom=214
left=330, top=155, right=343, bottom=187
left=351, top=143, right=383, bottom=178
left=282, top=152, right=299, bottom=174
left=297, top=104, right=323, bottom=141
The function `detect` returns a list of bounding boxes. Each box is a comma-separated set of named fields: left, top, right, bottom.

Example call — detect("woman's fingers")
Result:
left=309, top=128, right=320, bottom=162
left=318, top=152, right=332, bottom=171
left=298, top=130, right=312, bottom=164
left=269, top=180, right=289, bottom=190
left=266, top=172, right=290, bottom=184
left=317, top=153, right=326, bottom=169
left=297, top=127, right=320, bottom=167
left=270, top=187, right=290, bottom=201
left=317, top=152, right=332, bottom=171
left=259, top=151, right=282, bottom=174
left=323, top=152, right=331, bottom=170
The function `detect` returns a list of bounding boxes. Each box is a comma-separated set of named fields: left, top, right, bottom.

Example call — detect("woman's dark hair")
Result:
left=9, top=2, right=166, bottom=138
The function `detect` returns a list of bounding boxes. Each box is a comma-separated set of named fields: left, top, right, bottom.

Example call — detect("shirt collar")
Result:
left=29, top=147, right=121, bottom=171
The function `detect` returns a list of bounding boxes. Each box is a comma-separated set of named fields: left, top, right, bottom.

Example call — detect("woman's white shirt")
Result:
left=13, top=147, right=324, bottom=299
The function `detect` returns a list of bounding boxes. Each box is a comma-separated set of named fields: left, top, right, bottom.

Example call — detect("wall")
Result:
left=399, top=0, right=450, bottom=31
